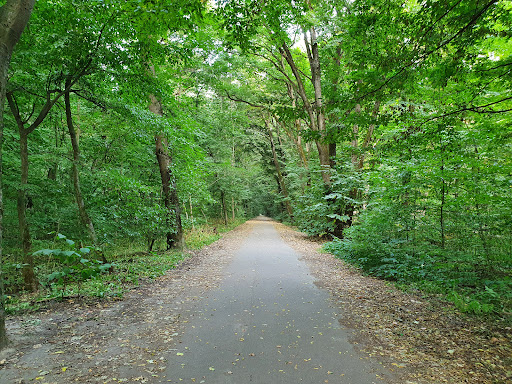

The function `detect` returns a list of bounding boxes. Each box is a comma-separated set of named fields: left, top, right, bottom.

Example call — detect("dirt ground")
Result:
left=0, top=219, right=510, bottom=383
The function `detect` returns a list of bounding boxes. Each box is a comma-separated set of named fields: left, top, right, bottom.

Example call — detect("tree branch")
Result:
left=356, top=0, right=498, bottom=102
left=420, top=96, right=512, bottom=126
left=224, top=91, right=266, bottom=109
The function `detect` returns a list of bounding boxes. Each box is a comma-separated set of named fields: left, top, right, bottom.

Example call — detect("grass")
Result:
left=3, top=219, right=245, bottom=315
left=185, top=218, right=245, bottom=249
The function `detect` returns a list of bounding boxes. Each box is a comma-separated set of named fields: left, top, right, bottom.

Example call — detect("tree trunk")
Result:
left=220, top=190, right=228, bottom=225
left=149, top=80, right=184, bottom=249
left=0, top=0, right=36, bottom=348
left=65, top=87, right=97, bottom=245
left=155, top=134, right=184, bottom=249
left=304, top=27, right=331, bottom=185
left=266, top=119, right=293, bottom=218
left=6, top=95, right=38, bottom=292
left=280, top=42, right=331, bottom=185
left=148, top=238, right=156, bottom=253
left=18, top=130, right=37, bottom=291
left=5, top=73, right=89, bottom=293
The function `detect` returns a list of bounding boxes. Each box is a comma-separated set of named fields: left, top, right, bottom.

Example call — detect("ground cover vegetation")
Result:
left=0, top=0, right=510, bottom=347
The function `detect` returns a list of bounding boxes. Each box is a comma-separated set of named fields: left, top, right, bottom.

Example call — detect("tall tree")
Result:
left=220, top=0, right=335, bottom=186
left=6, top=17, right=102, bottom=291
left=151, top=93, right=185, bottom=249
left=0, top=0, right=36, bottom=350
left=64, top=84, right=98, bottom=246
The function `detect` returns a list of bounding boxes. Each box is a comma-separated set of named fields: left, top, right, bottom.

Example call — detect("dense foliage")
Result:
left=0, top=0, right=511, bottom=346
left=214, top=0, right=512, bottom=315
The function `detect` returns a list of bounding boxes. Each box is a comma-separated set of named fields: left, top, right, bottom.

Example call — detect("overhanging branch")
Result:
left=224, top=91, right=266, bottom=109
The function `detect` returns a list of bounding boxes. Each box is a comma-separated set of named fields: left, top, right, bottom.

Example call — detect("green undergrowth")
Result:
left=324, top=238, right=512, bottom=320
left=3, top=220, right=244, bottom=315
left=184, top=218, right=245, bottom=250
left=4, top=251, right=186, bottom=315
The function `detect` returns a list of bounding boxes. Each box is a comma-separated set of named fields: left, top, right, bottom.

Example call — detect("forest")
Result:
left=0, top=0, right=511, bottom=348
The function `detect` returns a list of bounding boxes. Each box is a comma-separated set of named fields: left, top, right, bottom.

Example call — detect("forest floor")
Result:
left=0, top=219, right=511, bottom=383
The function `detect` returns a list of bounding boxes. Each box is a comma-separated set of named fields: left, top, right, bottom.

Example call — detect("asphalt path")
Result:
left=162, top=217, right=394, bottom=383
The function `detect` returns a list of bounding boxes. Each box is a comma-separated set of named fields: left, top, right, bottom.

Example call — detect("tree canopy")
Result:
left=1, top=0, right=511, bottom=346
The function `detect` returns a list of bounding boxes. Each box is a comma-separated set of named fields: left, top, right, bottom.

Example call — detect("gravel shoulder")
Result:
left=273, top=221, right=512, bottom=384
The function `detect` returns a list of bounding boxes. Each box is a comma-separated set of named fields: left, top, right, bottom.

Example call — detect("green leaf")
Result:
left=33, top=249, right=55, bottom=256
left=99, top=263, right=112, bottom=271
left=326, top=213, right=350, bottom=222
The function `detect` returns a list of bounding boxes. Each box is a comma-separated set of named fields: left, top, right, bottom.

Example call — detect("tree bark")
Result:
left=304, top=27, right=331, bottom=184
left=148, top=62, right=184, bottom=249
left=0, top=0, right=36, bottom=348
left=65, top=86, right=97, bottom=245
left=155, top=134, right=184, bottom=249
left=6, top=93, right=38, bottom=291
left=265, top=118, right=293, bottom=218
left=18, top=130, right=37, bottom=291
left=220, top=190, right=228, bottom=225
left=280, top=42, right=331, bottom=185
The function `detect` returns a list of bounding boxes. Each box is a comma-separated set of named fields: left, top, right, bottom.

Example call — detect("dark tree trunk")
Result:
left=0, top=0, right=36, bottom=348
left=65, top=86, right=97, bottom=245
left=266, top=118, right=293, bottom=218
left=155, top=134, right=184, bottom=249
left=17, top=130, right=37, bottom=291
left=149, top=83, right=184, bottom=249
left=220, top=190, right=228, bottom=225
left=148, top=238, right=156, bottom=253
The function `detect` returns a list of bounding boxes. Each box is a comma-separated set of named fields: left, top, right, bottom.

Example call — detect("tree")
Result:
left=153, top=104, right=185, bottom=249
left=219, top=0, right=335, bottom=186
left=0, top=0, right=36, bottom=350
left=6, top=1, right=108, bottom=291
left=64, top=84, right=98, bottom=246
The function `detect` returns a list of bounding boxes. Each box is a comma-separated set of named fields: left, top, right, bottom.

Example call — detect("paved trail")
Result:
left=159, top=218, right=393, bottom=383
